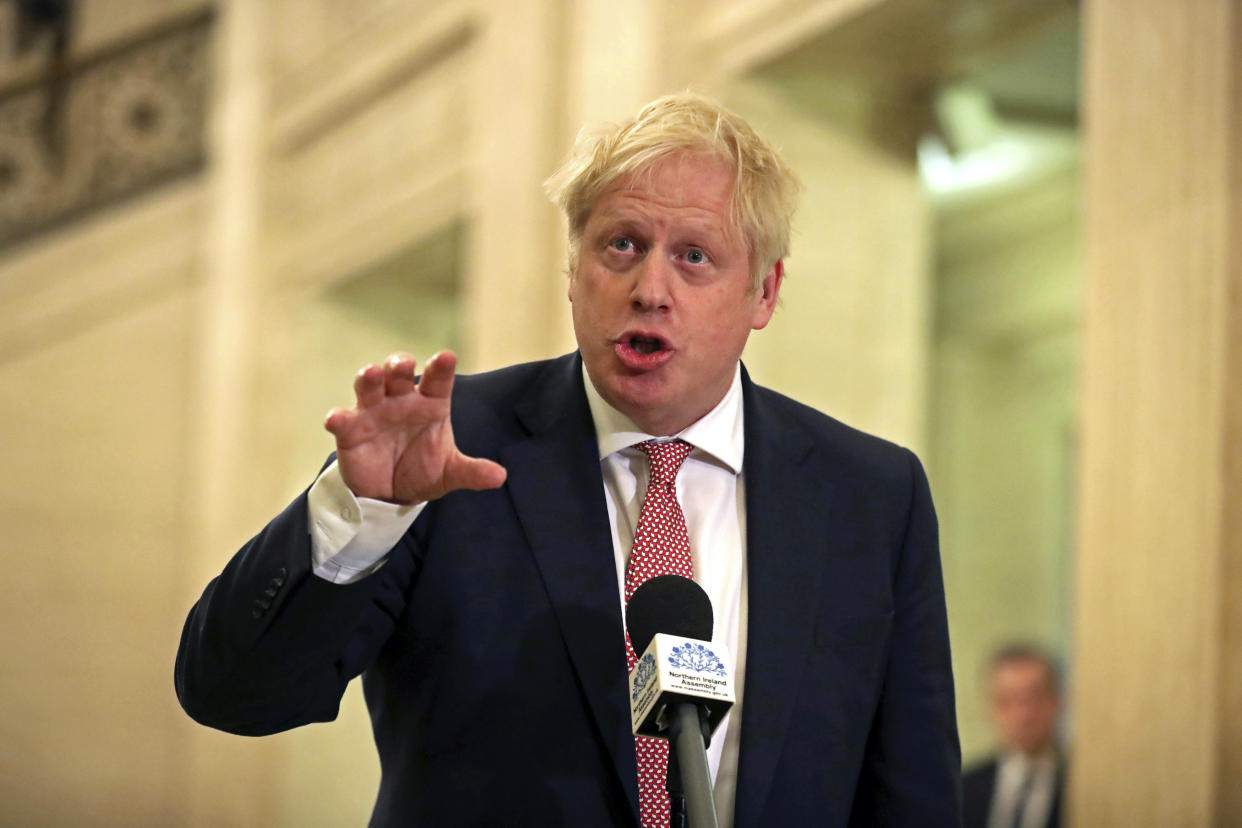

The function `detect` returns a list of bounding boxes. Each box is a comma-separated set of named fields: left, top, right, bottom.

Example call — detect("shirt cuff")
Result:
left=308, top=460, right=425, bottom=584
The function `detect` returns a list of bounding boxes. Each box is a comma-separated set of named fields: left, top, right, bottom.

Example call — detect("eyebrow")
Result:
left=589, top=210, right=730, bottom=243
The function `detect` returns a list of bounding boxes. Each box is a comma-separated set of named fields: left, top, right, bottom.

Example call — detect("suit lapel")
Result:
left=732, top=372, right=828, bottom=828
left=498, top=354, right=640, bottom=824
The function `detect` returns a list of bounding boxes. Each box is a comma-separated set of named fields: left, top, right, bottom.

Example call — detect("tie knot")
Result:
left=638, top=439, right=693, bottom=486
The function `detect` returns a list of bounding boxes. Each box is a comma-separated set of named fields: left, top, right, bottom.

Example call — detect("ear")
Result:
left=750, top=259, right=784, bottom=331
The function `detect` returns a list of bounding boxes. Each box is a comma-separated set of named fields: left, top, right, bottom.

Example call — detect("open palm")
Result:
left=324, top=351, right=507, bottom=504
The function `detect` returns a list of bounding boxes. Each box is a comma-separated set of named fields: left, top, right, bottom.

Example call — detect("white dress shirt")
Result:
left=987, top=750, right=1058, bottom=828
left=307, top=363, right=750, bottom=827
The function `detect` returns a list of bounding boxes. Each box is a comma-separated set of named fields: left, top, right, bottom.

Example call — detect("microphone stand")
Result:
left=666, top=703, right=718, bottom=828
left=666, top=740, right=687, bottom=828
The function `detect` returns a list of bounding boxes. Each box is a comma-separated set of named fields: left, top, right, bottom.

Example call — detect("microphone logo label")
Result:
left=668, top=642, right=727, bottom=676
left=632, top=653, right=658, bottom=703
left=629, top=634, right=735, bottom=739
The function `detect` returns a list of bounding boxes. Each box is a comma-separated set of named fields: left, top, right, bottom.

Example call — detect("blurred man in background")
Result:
left=963, top=643, right=1066, bottom=828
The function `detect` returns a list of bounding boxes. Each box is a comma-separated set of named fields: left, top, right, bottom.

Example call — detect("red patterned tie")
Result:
left=625, top=439, right=694, bottom=828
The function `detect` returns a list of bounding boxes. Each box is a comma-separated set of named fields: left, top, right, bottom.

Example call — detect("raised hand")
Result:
left=323, top=351, right=507, bottom=504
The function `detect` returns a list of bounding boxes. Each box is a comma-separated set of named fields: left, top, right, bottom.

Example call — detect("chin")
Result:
left=612, top=374, right=675, bottom=405
left=613, top=392, right=670, bottom=422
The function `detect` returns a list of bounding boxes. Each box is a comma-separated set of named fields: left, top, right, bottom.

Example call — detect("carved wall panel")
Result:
left=0, top=10, right=212, bottom=251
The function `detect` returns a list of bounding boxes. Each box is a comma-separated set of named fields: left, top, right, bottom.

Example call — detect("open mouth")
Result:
left=629, top=335, right=665, bottom=355
left=615, top=332, right=674, bottom=369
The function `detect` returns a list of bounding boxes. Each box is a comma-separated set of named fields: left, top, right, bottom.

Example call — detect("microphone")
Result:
left=626, top=575, right=735, bottom=828
left=627, top=572, right=713, bottom=656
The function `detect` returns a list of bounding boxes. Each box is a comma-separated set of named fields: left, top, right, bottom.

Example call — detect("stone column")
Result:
left=185, top=0, right=279, bottom=823
left=1071, top=0, right=1242, bottom=823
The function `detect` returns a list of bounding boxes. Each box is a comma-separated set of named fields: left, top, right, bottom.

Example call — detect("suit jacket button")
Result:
left=264, top=586, right=278, bottom=598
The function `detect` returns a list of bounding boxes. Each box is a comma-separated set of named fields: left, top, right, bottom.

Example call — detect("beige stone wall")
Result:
left=930, top=164, right=1081, bottom=762
left=0, top=180, right=207, bottom=823
left=1071, top=0, right=1242, bottom=823
left=724, top=76, right=931, bottom=454
left=10, top=0, right=1238, bottom=824
left=0, top=0, right=1016, bottom=822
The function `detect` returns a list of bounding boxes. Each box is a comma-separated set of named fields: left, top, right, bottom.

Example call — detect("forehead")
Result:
left=991, top=659, right=1054, bottom=691
left=588, top=154, right=739, bottom=233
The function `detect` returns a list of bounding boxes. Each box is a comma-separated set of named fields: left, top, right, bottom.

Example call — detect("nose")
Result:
left=629, top=254, right=673, bottom=312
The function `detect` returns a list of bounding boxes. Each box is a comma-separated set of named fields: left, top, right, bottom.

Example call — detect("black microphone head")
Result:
left=626, top=574, right=713, bottom=656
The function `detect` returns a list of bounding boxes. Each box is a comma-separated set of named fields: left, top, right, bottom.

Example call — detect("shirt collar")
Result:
left=581, top=362, right=745, bottom=474
left=999, top=749, right=1058, bottom=778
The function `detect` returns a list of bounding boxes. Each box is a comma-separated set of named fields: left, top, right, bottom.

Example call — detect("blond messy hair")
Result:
left=544, top=92, right=801, bottom=291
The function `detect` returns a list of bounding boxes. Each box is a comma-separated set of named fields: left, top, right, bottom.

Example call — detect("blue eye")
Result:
left=685, top=248, right=707, bottom=264
left=610, top=237, right=635, bottom=252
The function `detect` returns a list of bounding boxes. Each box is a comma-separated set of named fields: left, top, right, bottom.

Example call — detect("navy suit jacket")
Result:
left=176, top=353, right=960, bottom=826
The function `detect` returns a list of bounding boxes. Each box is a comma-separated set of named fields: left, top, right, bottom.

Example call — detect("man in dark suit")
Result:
left=176, top=93, right=960, bottom=826
left=962, top=644, right=1066, bottom=828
